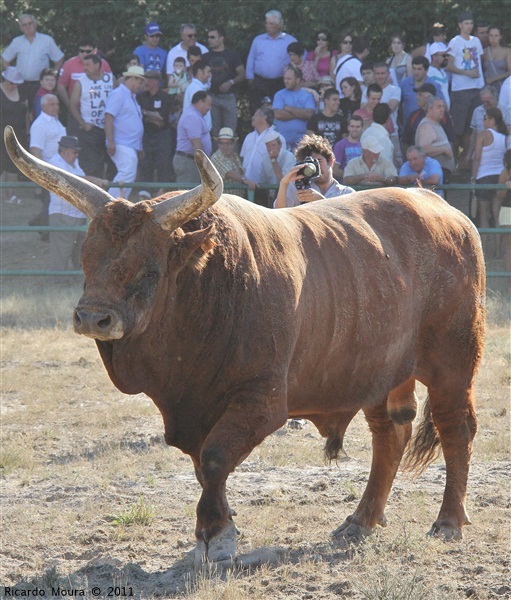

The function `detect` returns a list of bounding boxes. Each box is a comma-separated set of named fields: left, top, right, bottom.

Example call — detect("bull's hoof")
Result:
left=332, top=518, right=372, bottom=547
left=427, top=523, right=463, bottom=541
left=195, top=520, right=237, bottom=567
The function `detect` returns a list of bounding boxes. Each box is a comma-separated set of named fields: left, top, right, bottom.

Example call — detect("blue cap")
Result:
left=145, top=23, right=162, bottom=36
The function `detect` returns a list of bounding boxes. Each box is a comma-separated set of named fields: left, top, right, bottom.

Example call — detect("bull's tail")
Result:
left=324, top=432, right=345, bottom=462
left=402, top=396, right=442, bottom=475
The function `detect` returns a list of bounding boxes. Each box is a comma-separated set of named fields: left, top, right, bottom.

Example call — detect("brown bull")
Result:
left=4, top=125, right=485, bottom=564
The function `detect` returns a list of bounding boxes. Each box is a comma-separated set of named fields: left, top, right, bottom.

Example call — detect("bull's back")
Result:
left=262, top=189, right=484, bottom=410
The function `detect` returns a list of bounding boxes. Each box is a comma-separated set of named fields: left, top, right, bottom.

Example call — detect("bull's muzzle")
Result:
left=73, top=307, right=124, bottom=340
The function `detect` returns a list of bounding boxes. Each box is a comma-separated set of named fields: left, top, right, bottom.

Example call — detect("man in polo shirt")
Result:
left=2, top=13, right=64, bottom=107
left=398, top=145, right=444, bottom=197
left=273, top=66, right=315, bottom=150
left=183, top=60, right=212, bottom=131
left=343, top=136, right=398, bottom=187
left=173, top=91, right=212, bottom=183
left=105, top=65, right=145, bottom=199
left=246, top=10, right=297, bottom=112
left=48, top=135, right=108, bottom=272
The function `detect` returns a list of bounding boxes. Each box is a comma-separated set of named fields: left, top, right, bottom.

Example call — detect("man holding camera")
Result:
left=274, top=134, right=354, bottom=208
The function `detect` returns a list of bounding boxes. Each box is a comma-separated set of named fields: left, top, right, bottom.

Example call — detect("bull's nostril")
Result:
left=73, top=309, right=83, bottom=328
left=98, top=315, right=112, bottom=329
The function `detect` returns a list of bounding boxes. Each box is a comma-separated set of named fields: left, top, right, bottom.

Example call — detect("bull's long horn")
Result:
left=4, top=126, right=114, bottom=219
left=152, top=150, right=223, bottom=231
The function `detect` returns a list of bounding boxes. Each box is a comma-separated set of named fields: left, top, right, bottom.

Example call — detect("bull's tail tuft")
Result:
left=324, top=431, right=345, bottom=462
left=402, top=396, right=442, bottom=475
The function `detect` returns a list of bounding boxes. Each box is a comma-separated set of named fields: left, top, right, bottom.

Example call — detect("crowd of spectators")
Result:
left=1, top=10, right=511, bottom=269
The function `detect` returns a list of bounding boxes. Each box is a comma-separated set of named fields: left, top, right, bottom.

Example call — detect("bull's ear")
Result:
left=175, top=224, right=216, bottom=270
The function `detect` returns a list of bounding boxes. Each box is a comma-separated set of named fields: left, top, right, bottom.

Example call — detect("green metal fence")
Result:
left=1, top=181, right=509, bottom=278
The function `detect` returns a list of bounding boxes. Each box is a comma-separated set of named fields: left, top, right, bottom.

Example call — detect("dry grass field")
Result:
left=0, top=275, right=510, bottom=599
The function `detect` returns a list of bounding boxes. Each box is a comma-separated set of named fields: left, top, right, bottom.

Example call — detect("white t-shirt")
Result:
left=428, top=66, right=450, bottom=109
left=381, top=83, right=402, bottom=135
left=165, top=42, right=208, bottom=73
left=48, top=153, right=86, bottom=218
left=334, top=55, right=362, bottom=97
left=448, top=35, right=484, bottom=92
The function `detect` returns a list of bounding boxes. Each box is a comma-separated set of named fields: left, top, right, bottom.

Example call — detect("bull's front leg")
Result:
left=194, top=388, right=287, bottom=565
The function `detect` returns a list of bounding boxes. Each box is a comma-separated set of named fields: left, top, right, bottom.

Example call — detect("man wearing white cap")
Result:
left=428, top=42, right=450, bottom=109
left=343, top=136, right=398, bottom=187
left=105, top=65, right=145, bottom=198
left=259, top=129, right=296, bottom=187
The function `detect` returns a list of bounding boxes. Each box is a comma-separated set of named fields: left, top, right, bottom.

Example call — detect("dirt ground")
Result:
left=1, top=190, right=510, bottom=599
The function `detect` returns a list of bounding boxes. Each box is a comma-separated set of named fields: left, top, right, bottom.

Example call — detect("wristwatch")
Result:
left=271, top=158, right=277, bottom=164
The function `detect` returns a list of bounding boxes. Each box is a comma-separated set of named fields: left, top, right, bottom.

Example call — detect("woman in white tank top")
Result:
left=471, top=107, right=507, bottom=228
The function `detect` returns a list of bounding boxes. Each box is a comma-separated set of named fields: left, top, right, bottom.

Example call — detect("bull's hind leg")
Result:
left=333, top=400, right=412, bottom=544
left=417, top=302, right=484, bottom=540
left=426, top=383, right=478, bottom=540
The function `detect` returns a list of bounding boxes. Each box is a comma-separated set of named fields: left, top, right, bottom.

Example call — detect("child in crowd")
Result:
left=167, top=57, right=188, bottom=95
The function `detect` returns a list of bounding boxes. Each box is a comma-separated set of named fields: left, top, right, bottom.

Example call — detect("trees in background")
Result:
left=1, top=0, right=507, bottom=134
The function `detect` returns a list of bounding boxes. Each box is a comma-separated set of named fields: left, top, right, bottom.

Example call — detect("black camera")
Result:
left=295, top=156, right=321, bottom=190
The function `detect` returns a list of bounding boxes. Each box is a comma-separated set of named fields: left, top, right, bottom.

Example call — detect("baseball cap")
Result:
left=145, top=22, right=162, bottom=36
left=429, top=42, right=449, bottom=56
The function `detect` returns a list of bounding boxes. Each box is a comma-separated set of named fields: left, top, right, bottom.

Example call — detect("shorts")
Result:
left=476, top=174, right=499, bottom=202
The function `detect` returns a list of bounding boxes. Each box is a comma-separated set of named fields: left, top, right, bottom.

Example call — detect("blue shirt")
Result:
left=133, top=44, right=167, bottom=75
left=246, top=32, right=297, bottom=79
left=399, top=156, right=444, bottom=197
left=105, top=84, right=144, bottom=150
left=400, top=76, right=445, bottom=125
left=176, top=106, right=212, bottom=156
left=273, top=88, right=316, bottom=146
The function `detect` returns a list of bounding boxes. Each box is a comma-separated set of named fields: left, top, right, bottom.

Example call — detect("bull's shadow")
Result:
left=5, top=542, right=355, bottom=598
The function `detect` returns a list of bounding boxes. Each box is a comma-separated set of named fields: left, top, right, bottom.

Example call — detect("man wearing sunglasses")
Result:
left=57, top=37, right=112, bottom=135
left=134, top=23, right=167, bottom=78
left=2, top=13, right=64, bottom=107
left=165, top=23, right=207, bottom=76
